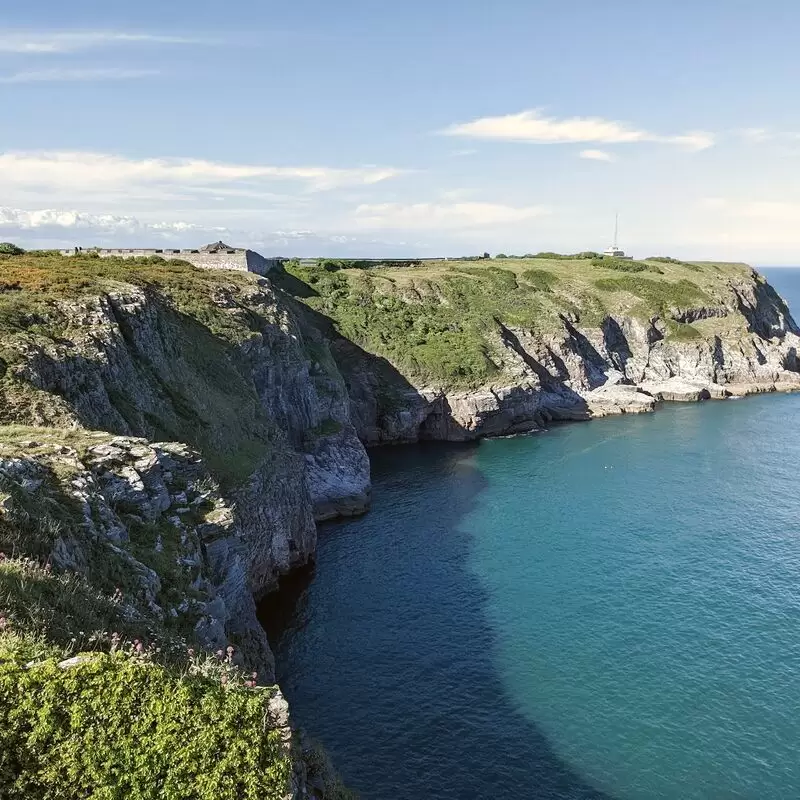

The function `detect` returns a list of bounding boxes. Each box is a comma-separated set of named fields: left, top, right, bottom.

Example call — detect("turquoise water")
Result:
left=264, top=270, right=800, bottom=799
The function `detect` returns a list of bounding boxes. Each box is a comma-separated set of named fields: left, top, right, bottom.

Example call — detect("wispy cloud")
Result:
left=354, top=201, right=549, bottom=230
left=579, top=149, right=615, bottom=162
left=440, top=109, right=714, bottom=151
left=0, top=151, right=405, bottom=204
left=0, top=30, right=210, bottom=54
left=738, top=127, right=800, bottom=143
left=0, top=205, right=400, bottom=255
left=0, top=67, right=160, bottom=84
left=0, top=206, right=219, bottom=234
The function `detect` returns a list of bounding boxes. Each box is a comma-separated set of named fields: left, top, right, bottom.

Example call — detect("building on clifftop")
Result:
left=59, top=242, right=284, bottom=276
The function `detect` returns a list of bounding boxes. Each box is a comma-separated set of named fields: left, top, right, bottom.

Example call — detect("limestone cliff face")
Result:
left=0, top=280, right=370, bottom=676
left=332, top=269, right=800, bottom=443
left=0, top=434, right=276, bottom=675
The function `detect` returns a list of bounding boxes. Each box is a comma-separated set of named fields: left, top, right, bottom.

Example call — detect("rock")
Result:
left=58, top=654, right=98, bottom=670
left=639, top=378, right=713, bottom=403
left=582, top=384, right=657, bottom=415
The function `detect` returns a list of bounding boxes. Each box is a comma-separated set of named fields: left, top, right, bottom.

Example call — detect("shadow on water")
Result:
left=258, top=441, right=617, bottom=800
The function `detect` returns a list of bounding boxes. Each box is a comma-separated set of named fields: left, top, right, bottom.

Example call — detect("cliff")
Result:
left=278, top=256, right=800, bottom=442
left=0, top=250, right=798, bottom=797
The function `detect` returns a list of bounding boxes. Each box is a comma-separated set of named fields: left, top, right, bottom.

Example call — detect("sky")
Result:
left=3, top=1, right=800, bottom=262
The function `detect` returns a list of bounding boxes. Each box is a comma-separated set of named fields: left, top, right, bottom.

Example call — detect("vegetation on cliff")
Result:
left=0, top=423, right=304, bottom=798
left=0, top=246, right=358, bottom=797
left=279, top=256, right=753, bottom=389
left=0, top=643, right=293, bottom=800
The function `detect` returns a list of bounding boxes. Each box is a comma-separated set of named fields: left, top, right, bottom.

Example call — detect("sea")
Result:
left=261, top=268, right=800, bottom=800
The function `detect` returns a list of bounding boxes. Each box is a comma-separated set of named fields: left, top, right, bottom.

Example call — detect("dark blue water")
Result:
left=265, top=269, right=800, bottom=800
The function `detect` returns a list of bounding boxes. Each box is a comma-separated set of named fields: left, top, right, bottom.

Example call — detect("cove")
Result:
left=261, top=272, right=800, bottom=800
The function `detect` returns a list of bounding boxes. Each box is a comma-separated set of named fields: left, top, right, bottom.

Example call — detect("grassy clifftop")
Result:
left=0, top=252, right=358, bottom=799
left=0, top=252, right=302, bottom=487
left=278, top=255, right=759, bottom=389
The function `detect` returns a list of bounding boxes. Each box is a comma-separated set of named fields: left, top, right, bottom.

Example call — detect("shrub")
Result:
left=529, top=251, right=599, bottom=260
left=591, top=256, right=663, bottom=274
left=521, top=269, right=559, bottom=292
left=0, top=649, right=293, bottom=800
left=0, top=243, right=25, bottom=256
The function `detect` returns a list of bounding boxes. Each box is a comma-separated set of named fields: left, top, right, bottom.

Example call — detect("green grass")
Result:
left=0, top=254, right=283, bottom=487
left=0, top=252, right=258, bottom=343
left=592, top=275, right=712, bottom=310
left=591, top=256, right=664, bottom=274
left=280, top=256, right=750, bottom=389
left=0, top=646, right=293, bottom=800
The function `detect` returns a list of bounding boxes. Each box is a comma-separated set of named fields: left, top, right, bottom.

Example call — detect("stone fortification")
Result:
left=59, top=244, right=283, bottom=276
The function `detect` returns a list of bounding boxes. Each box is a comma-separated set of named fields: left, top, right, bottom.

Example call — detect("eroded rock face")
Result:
left=332, top=271, right=800, bottom=443
left=0, top=280, right=374, bottom=674
left=6, top=280, right=370, bottom=529
left=0, top=435, right=277, bottom=677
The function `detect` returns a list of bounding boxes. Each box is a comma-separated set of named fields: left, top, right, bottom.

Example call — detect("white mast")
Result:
left=603, top=212, right=628, bottom=258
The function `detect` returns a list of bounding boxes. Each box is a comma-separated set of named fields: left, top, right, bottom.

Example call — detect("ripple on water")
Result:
left=263, top=394, right=800, bottom=800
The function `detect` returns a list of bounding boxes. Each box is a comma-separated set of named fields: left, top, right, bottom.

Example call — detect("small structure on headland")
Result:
left=603, top=213, right=632, bottom=259
left=59, top=242, right=284, bottom=276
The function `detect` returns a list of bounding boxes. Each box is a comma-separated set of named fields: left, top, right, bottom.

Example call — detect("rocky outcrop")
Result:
left=0, top=280, right=369, bottom=674
left=0, top=434, right=278, bottom=677
left=329, top=270, right=800, bottom=444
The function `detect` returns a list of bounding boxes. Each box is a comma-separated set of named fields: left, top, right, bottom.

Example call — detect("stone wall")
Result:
left=58, top=248, right=282, bottom=276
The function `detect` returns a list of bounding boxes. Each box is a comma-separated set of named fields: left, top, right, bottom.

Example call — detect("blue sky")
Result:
left=3, top=1, right=800, bottom=262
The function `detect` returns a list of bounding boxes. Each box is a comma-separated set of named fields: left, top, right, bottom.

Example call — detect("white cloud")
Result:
left=0, top=205, right=408, bottom=255
left=440, top=109, right=714, bottom=151
left=0, top=68, right=160, bottom=84
left=0, top=30, right=209, bottom=54
left=0, top=151, right=405, bottom=205
left=579, top=149, right=615, bottom=162
left=0, top=206, right=221, bottom=234
left=669, top=132, right=716, bottom=151
left=353, top=202, right=549, bottom=230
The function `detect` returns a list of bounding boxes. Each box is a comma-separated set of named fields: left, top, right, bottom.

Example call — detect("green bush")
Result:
left=0, top=243, right=25, bottom=256
left=529, top=251, right=599, bottom=260
left=0, top=650, right=293, bottom=800
left=521, top=269, right=559, bottom=292
left=591, top=256, right=663, bottom=274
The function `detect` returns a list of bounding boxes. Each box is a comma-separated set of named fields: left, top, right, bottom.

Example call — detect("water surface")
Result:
left=263, top=269, right=800, bottom=800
